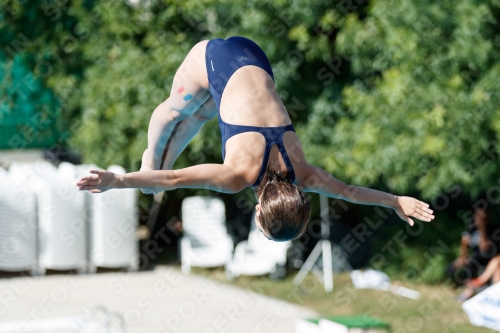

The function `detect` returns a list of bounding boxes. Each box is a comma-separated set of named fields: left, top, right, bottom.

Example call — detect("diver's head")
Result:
left=255, top=168, right=310, bottom=242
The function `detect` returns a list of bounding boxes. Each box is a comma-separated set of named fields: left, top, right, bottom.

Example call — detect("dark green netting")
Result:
left=0, top=54, right=59, bottom=149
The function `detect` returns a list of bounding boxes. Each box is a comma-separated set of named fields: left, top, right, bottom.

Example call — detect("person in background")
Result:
left=458, top=253, right=500, bottom=301
left=446, top=208, right=498, bottom=287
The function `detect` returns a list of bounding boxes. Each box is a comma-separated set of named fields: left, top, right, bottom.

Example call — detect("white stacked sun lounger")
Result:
left=35, top=161, right=87, bottom=274
left=0, top=165, right=37, bottom=273
left=85, top=165, right=139, bottom=272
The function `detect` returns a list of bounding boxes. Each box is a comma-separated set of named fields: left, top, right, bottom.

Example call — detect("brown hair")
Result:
left=258, top=166, right=311, bottom=241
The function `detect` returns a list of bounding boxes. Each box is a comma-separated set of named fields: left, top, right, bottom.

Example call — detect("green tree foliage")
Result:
left=0, top=0, right=93, bottom=149
left=301, top=0, right=500, bottom=198
left=3, top=0, right=500, bottom=198
left=3, top=0, right=500, bottom=280
left=2, top=0, right=360, bottom=169
left=58, top=0, right=360, bottom=171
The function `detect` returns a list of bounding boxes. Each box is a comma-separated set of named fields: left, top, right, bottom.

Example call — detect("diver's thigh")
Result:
left=168, top=40, right=210, bottom=116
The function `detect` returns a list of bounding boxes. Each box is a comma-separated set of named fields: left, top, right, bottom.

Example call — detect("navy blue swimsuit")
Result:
left=205, top=36, right=296, bottom=187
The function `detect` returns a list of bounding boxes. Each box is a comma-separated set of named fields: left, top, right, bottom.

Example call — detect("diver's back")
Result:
left=205, top=36, right=292, bottom=128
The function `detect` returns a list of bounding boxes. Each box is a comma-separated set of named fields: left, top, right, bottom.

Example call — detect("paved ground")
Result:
left=0, top=266, right=316, bottom=333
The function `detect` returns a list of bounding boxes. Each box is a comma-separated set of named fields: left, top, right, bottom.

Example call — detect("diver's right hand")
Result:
left=77, top=170, right=118, bottom=193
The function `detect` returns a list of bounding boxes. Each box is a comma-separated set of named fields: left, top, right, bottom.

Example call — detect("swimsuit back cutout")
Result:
left=205, top=36, right=296, bottom=187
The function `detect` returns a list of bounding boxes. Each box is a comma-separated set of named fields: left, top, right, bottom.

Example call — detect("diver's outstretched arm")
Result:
left=76, top=163, right=246, bottom=195
left=300, top=164, right=435, bottom=225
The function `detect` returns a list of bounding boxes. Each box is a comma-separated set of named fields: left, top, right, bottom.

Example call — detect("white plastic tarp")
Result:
left=462, top=282, right=500, bottom=332
left=350, top=269, right=420, bottom=300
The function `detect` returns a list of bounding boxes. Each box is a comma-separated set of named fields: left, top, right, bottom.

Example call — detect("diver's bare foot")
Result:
left=140, top=149, right=159, bottom=171
left=140, top=150, right=161, bottom=195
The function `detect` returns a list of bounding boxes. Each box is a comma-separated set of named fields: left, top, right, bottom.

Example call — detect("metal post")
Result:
left=293, top=195, right=334, bottom=292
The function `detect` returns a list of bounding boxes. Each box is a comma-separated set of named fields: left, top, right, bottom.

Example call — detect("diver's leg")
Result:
left=159, top=96, right=218, bottom=170
left=142, top=40, right=210, bottom=171
left=458, top=254, right=500, bottom=302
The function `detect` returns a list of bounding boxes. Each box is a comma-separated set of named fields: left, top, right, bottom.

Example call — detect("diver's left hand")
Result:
left=76, top=170, right=119, bottom=193
left=394, top=196, right=434, bottom=226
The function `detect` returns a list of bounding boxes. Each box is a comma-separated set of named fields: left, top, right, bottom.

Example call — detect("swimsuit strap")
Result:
left=277, top=130, right=296, bottom=183
left=219, top=113, right=288, bottom=159
left=250, top=125, right=296, bottom=187
left=219, top=116, right=296, bottom=188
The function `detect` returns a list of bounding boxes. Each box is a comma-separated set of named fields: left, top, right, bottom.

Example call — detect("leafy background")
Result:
left=2, top=0, right=500, bottom=282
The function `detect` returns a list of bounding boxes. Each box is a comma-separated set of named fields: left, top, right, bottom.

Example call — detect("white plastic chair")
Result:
left=180, top=196, right=233, bottom=274
left=225, top=210, right=291, bottom=280
left=86, top=165, right=139, bottom=272
left=0, top=165, right=37, bottom=272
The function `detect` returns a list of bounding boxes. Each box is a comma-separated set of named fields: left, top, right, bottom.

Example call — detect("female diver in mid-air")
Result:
left=77, top=36, right=435, bottom=241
